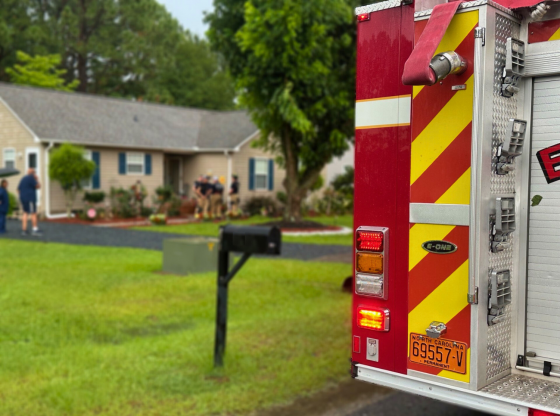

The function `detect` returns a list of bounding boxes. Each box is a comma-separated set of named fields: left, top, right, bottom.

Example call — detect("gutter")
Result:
left=40, top=138, right=242, bottom=154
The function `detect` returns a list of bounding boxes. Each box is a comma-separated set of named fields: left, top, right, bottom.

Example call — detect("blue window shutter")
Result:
left=268, top=159, right=274, bottom=191
left=118, top=153, right=126, bottom=175
left=248, top=158, right=255, bottom=190
left=145, top=154, right=152, bottom=175
left=92, top=151, right=101, bottom=189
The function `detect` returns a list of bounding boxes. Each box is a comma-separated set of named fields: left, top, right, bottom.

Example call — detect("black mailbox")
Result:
left=220, top=225, right=281, bottom=255
left=213, top=225, right=282, bottom=367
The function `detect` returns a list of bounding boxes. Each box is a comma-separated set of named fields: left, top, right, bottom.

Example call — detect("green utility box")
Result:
left=162, top=238, right=223, bottom=275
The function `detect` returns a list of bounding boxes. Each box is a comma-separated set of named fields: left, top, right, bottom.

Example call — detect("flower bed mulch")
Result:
left=254, top=220, right=342, bottom=233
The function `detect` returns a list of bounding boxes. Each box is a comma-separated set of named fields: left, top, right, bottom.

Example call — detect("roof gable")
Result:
left=0, top=83, right=258, bottom=151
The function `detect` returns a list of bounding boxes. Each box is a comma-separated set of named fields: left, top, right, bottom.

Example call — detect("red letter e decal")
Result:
left=537, top=143, right=560, bottom=184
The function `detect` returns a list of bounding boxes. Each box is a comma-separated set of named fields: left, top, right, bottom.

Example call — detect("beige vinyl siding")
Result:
left=182, top=153, right=228, bottom=197
left=49, top=147, right=164, bottom=214
left=0, top=100, right=45, bottom=209
left=231, top=140, right=284, bottom=203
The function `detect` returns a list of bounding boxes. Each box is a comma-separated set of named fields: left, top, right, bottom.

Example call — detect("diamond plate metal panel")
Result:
left=414, top=0, right=520, bottom=19
left=482, top=374, right=560, bottom=411
left=356, top=0, right=402, bottom=15
left=487, top=15, right=521, bottom=382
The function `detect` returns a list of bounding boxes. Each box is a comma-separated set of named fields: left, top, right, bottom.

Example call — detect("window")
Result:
left=254, top=159, right=268, bottom=190
left=81, top=150, right=92, bottom=189
left=3, top=148, right=15, bottom=169
left=127, top=153, right=144, bottom=175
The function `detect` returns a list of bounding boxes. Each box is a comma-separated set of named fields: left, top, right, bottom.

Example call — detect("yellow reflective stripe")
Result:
left=408, top=260, right=469, bottom=341
left=435, top=168, right=471, bottom=205
left=411, top=76, right=474, bottom=184
left=550, top=27, right=560, bottom=41
left=411, top=11, right=478, bottom=100
left=409, top=224, right=455, bottom=271
left=439, top=349, right=470, bottom=382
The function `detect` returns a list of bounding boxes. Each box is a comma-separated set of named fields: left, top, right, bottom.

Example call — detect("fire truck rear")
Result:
left=352, top=0, right=560, bottom=414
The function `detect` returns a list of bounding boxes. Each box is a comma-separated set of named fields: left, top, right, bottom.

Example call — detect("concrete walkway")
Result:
left=0, top=219, right=352, bottom=263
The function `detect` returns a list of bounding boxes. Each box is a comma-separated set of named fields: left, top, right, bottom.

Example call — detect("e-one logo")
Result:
left=421, top=240, right=458, bottom=254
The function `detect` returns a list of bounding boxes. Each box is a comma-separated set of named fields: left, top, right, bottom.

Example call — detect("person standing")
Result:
left=210, top=177, right=224, bottom=220
left=229, top=175, right=240, bottom=216
left=17, top=168, right=42, bottom=236
left=195, top=176, right=212, bottom=219
left=0, top=180, right=9, bottom=234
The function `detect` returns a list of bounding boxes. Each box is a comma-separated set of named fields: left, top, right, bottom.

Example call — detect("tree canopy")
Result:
left=207, top=0, right=362, bottom=219
left=0, top=0, right=235, bottom=110
left=6, top=51, right=79, bottom=91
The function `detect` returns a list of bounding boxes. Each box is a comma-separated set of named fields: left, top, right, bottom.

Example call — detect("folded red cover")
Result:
left=402, top=1, right=463, bottom=86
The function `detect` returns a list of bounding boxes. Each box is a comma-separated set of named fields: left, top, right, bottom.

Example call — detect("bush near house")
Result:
left=84, top=191, right=106, bottom=204
left=242, top=196, right=279, bottom=217
left=8, top=192, right=17, bottom=216
left=49, top=143, right=96, bottom=217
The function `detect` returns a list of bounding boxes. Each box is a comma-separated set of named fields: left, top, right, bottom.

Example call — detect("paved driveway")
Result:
left=0, top=219, right=353, bottom=263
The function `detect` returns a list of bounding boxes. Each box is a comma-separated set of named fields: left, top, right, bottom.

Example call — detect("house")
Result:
left=0, top=83, right=284, bottom=217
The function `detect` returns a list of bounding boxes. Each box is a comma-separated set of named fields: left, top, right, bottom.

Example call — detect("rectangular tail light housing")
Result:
left=357, top=307, right=390, bottom=331
left=355, top=227, right=388, bottom=299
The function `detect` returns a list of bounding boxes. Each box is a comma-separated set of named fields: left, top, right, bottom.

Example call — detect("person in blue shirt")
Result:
left=17, top=168, right=42, bottom=236
left=0, top=179, right=9, bottom=233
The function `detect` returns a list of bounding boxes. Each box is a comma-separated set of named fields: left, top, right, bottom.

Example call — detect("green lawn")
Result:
left=0, top=240, right=352, bottom=416
left=134, top=215, right=354, bottom=246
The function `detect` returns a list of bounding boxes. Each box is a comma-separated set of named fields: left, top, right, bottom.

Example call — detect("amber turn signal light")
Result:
left=356, top=252, right=383, bottom=274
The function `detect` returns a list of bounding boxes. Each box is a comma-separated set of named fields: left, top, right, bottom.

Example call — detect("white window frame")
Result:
left=126, top=152, right=144, bottom=175
left=253, top=158, right=269, bottom=191
left=3, top=148, right=15, bottom=169
left=81, top=150, right=93, bottom=190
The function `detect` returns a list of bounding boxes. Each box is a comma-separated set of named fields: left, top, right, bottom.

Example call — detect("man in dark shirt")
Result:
left=195, top=176, right=212, bottom=218
left=0, top=180, right=9, bottom=233
left=17, top=168, right=42, bottom=236
left=210, top=176, right=224, bottom=219
left=229, top=175, right=240, bottom=216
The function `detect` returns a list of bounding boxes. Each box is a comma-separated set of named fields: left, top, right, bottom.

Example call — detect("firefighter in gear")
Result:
left=195, top=176, right=212, bottom=219
left=229, top=175, right=240, bottom=217
left=210, top=176, right=224, bottom=219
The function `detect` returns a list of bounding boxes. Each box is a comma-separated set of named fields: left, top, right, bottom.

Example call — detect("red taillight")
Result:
left=353, top=335, right=361, bottom=353
left=529, top=410, right=560, bottom=416
left=357, top=307, right=390, bottom=331
left=356, top=231, right=384, bottom=252
left=357, top=13, right=370, bottom=22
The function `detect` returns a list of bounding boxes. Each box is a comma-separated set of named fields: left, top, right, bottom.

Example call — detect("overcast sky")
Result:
left=157, top=0, right=214, bottom=37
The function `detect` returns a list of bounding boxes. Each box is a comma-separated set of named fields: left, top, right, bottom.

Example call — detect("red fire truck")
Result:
left=352, top=0, right=560, bottom=414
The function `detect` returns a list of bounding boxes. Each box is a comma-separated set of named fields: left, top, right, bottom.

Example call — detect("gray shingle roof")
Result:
left=0, top=83, right=257, bottom=151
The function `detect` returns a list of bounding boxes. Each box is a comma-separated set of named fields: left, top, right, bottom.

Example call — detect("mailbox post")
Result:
left=214, top=225, right=281, bottom=367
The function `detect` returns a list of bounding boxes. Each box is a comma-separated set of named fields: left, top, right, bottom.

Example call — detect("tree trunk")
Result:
left=65, top=189, right=76, bottom=217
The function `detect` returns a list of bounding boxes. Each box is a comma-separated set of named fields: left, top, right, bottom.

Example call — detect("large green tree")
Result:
left=207, top=0, right=360, bottom=220
left=0, top=0, right=235, bottom=109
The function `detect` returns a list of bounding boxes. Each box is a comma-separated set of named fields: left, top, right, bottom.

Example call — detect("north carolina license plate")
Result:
left=409, top=333, right=467, bottom=374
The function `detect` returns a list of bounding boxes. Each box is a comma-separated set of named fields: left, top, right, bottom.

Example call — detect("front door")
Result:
left=526, top=75, right=560, bottom=365
left=165, top=157, right=182, bottom=195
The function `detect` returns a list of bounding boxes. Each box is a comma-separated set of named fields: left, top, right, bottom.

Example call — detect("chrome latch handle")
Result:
left=426, top=321, right=447, bottom=339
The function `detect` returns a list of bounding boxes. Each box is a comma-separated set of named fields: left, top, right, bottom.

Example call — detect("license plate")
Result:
left=409, top=333, right=467, bottom=374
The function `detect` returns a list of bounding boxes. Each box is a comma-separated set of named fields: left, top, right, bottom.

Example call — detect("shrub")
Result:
left=149, top=213, right=167, bottom=225
left=167, top=195, right=182, bottom=217
left=276, top=191, right=287, bottom=205
left=155, top=185, right=173, bottom=203
left=84, top=191, right=106, bottom=204
left=110, top=187, right=136, bottom=219
left=8, top=192, right=17, bottom=216
left=242, top=196, right=278, bottom=217
left=140, top=206, right=153, bottom=218
left=49, top=143, right=96, bottom=216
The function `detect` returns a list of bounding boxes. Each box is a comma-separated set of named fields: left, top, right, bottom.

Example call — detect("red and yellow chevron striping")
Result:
left=408, top=10, right=477, bottom=383
left=529, top=19, right=560, bottom=44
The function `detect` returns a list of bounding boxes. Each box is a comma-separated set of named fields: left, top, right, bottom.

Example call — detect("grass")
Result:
left=134, top=215, right=354, bottom=246
left=0, top=240, right=352, bottom=416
